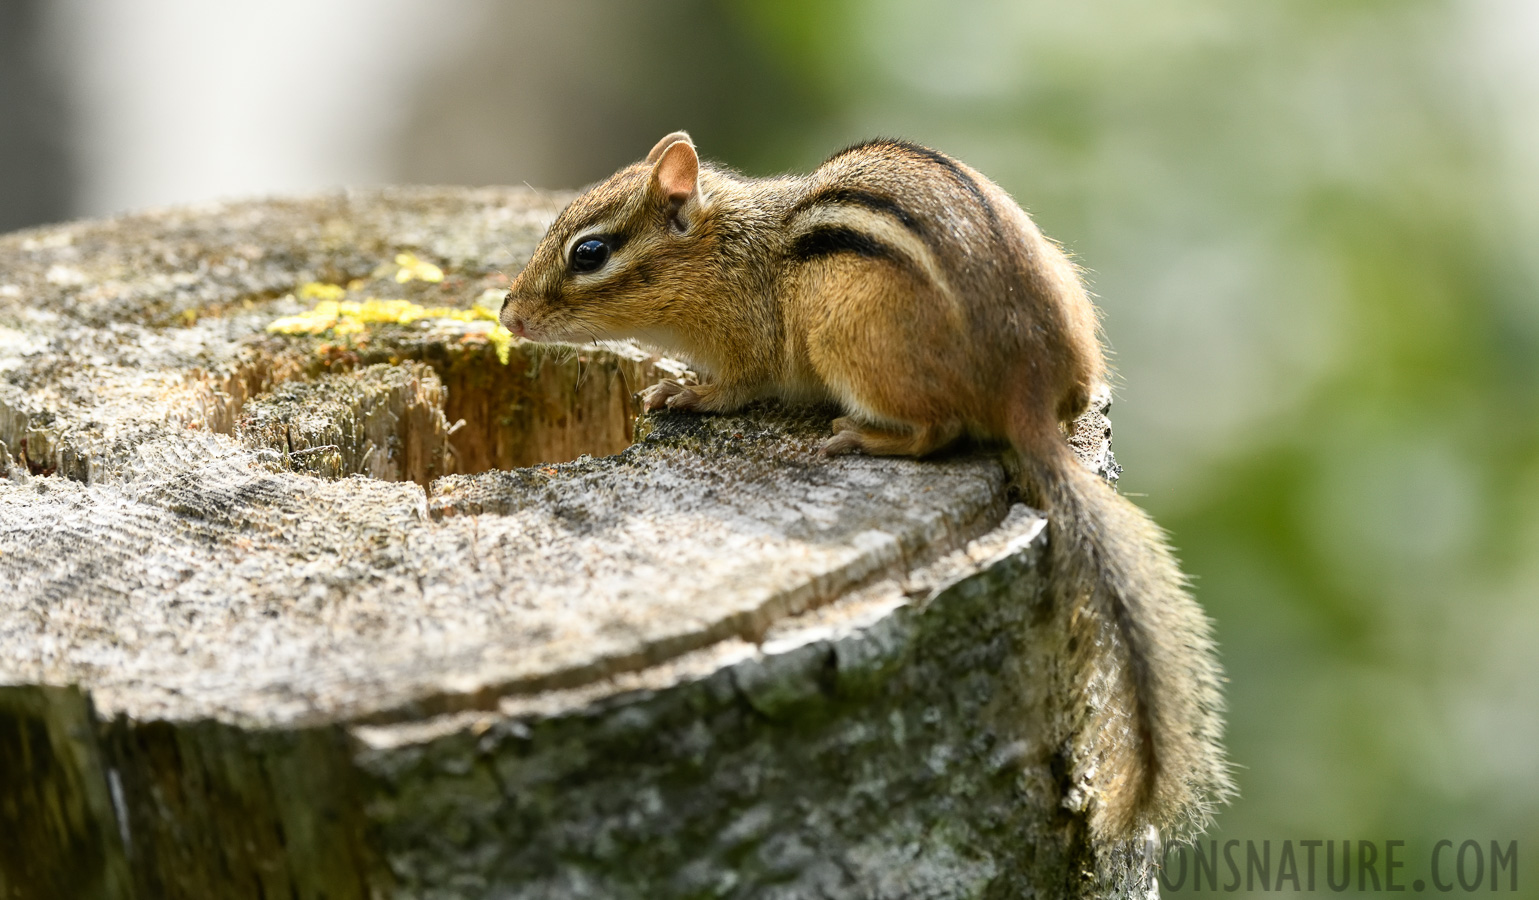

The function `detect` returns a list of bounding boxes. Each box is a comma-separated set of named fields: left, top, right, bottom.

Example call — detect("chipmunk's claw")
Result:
left=639, top=379, right=688, bottom=413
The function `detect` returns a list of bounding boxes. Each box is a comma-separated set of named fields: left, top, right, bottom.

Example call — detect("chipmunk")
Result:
left=501, top=131, right=1231, bottom=841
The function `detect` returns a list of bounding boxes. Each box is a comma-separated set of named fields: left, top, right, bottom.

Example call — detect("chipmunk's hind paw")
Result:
left=819, top=417, right=961, bottom=458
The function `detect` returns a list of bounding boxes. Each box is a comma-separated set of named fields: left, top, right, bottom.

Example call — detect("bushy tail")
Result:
left=1013, top=427, right=1232, bottom=841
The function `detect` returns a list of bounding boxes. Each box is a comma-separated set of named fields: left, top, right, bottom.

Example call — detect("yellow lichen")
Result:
left=474, top=290, right=513, bottom=364
left=298, top=282, right=348, bottom=301
left=394, top=253, right=445, bottom=284
left=488, top=324, right=513, bottom=365
left=267, top=292, right=515, bottom=364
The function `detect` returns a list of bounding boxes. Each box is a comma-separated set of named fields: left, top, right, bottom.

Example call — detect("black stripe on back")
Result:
left=792, top=225, right=906, bottom=265
left=826, top=138, right=1001, bottom=232
left=893, top=142, right=1000, bottom=230
left=790, top=188, right=924, bottom=237
left=823, top=137, right=907, bottom=165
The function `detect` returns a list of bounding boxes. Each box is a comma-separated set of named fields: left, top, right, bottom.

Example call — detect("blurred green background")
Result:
left=7, top=0, right=1537, bottom=892
left=411, top=1, right=1539, bottom=888
left=427, top=2, right=1539, bottom=878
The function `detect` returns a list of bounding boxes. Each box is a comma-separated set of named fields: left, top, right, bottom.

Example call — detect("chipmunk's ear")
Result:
left=646, top=130, right=693, bottom=163
left=650, top=136, right=706, bottom=228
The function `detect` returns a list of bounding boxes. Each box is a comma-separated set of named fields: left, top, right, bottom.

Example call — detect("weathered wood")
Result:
left=0, top=189, right=1152, bottom=898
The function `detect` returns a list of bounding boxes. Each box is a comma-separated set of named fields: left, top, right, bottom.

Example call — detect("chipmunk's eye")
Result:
left=570, top=237, right=611, bottom=273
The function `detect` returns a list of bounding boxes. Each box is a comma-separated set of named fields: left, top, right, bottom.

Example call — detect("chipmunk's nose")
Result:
left=498, top=291, right=528, bottom=337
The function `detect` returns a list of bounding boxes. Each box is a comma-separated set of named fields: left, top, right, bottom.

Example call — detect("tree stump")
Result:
left=0, top=188, right=1153, bottom=899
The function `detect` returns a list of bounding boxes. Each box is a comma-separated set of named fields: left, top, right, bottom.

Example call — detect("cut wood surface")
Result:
left=0, top=189, right=1152, bottom=899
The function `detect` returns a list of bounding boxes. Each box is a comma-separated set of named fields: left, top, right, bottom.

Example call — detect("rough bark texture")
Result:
left=0, top=189, right=1153, bottom=899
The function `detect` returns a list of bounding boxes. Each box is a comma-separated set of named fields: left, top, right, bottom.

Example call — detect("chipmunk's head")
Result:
left=501, top=131, right=715, bottom=345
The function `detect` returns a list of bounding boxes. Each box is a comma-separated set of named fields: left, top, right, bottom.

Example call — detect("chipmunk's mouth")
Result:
left=507, top=319, right=582, bottom=344
left=500, top=306, right=581, bottom=345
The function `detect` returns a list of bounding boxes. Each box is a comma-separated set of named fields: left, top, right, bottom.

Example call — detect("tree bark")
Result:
left=0, top=189, right=1152, bottom=899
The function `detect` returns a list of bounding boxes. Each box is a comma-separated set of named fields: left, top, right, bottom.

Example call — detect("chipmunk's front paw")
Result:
left=639, top=379, right=688, bottom=413
left=665, top=387, right=704, bottom=411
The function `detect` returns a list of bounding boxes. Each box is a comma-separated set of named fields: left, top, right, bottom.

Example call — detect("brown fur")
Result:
left=502, top=132, right=1232, bottom=840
